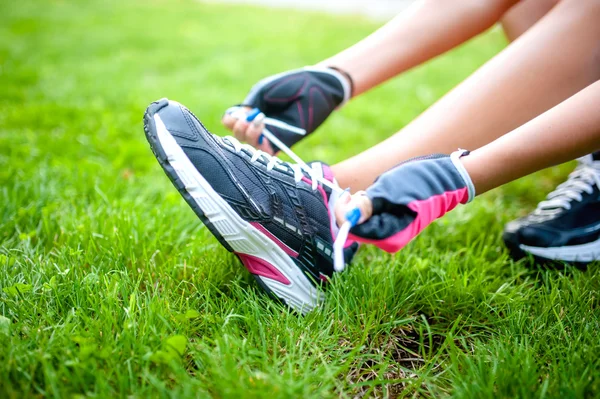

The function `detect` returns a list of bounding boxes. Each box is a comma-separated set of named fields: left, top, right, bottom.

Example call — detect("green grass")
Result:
left=1, top=0, right=599, bottom=397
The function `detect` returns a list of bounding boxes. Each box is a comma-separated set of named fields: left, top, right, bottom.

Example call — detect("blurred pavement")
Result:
left=205, top=0, right=416, bottom=20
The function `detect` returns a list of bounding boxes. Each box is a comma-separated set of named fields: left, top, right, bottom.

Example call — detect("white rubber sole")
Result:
left=153, top=113, right=322, bottom=313
left=520, top=238, right=600, bottom=263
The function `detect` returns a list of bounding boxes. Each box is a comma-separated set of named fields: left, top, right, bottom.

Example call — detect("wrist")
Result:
left=458, top=149, right=496, bottom=196
left=326, top=66, right=355, bottom=99
left=450, top=149, right=476, bottom=202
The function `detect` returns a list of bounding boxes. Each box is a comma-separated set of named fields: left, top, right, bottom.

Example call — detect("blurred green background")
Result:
left=1, top=0, right=598, bottom=397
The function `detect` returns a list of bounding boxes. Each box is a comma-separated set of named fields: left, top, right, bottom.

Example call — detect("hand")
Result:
left=222, top=67, right=352, bottom=153
left=334, top=150, right=476, bottom=253
left=334, top=190, right=373, bottom=227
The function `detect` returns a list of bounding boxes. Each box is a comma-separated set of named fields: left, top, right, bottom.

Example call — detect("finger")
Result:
left=334, top=191, right=353, bottom=227
left=258, top=136, right=277, bottom=155
left=251, top=112, right=265, bottom=126
left=335, top=192, right=372, bottom=227
left=221, top=114, right=237, bottom=131
left=222, top=106, right=252, bottom=130
left=245, top=122, right=264, bottom=148
left=353, top=191, right=373, bottom=223
left=232, top=119, right=250, bottom=142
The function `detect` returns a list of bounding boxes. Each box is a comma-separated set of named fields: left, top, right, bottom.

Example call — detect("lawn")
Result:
left=1, top=0, right=599, bottom=397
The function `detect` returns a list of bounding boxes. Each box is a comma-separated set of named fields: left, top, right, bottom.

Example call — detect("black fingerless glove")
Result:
left=242, top=67, right=352, bottom=149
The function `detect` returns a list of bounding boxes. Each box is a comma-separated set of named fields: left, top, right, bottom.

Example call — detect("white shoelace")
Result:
left=533, top=157, right=600, bottom=219
left=223, top=111, right=355, bottom=272
left=222, top=136, right=325, bottom=190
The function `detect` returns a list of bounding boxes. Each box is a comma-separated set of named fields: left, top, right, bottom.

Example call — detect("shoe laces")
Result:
left=221, top=134, right=355, bottom=271
left=221, top=135, right=340, bottom=193
left=533, top=156, right=600, bottom=218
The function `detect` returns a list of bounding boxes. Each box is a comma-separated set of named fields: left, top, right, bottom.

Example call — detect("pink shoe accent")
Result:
left=237, top=253, right=291, bottom=285
left=250, top=222, right=298, bottom=257
left=349, top=187, right=469, bottom=253
left=321, top=164, right=335, bottom=183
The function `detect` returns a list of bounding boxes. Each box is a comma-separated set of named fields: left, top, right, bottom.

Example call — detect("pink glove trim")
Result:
left=348, top=187, right=469, bottom=253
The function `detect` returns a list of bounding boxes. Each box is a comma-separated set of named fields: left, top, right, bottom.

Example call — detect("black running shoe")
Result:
left=143, top=98, right=356, bottom=312
left=503, top=154, right=600, bottom=264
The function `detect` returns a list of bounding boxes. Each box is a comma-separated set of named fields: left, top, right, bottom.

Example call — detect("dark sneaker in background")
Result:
left=503, top=153, right=600, bottom=265
left=143, top=99, right=355, bottom=313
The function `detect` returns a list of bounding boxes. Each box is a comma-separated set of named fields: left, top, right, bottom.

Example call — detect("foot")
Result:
left=503, top=154, right=600, bottom=265
left=143, top=98, right=355, bottom=313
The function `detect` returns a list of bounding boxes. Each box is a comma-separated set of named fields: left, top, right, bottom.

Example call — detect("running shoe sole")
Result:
left=503, top=233, right=593, bottom=268
left=520, top=240, right=600, bottom=264
left=143, top=99, right=322, bottom=313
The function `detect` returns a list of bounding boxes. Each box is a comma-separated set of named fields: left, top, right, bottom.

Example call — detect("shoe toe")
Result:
left=502, top=218, right=559, bottom=258
left=517, top=226, right=559, bottom=248
left=502, top=217, right=530, bottom=246
left=154, top=99, right=210, bottom=144
left=503, top=219, right=524, bottom=235
left=502, top=220, right=525, bottom=259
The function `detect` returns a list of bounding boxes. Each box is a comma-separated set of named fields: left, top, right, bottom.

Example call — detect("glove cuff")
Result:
left=326, top=66, right=354, bottom=100
left=303, top=66, right=352, bottom=107
left=450, top=149, right=476, bottom=203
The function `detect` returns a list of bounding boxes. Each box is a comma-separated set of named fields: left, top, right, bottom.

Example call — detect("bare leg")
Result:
left=335, top=81, right=600, bottom=227
left=463, top=81, right=600, bottom=194
left=225, top=0, right=524, bottom=150
left=333, top=0, right=600, bottom=191
left=319, top=0, right=519, bottom=96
